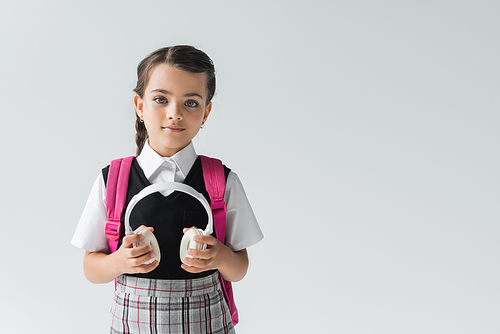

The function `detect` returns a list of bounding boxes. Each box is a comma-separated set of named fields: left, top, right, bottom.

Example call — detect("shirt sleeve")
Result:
left=71, top=173, right=111, bottom=253
left=224, top=171, right=264, bottom=251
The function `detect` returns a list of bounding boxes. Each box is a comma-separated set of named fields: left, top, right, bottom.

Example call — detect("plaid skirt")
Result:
left=110, top=273, right=235, bottom=334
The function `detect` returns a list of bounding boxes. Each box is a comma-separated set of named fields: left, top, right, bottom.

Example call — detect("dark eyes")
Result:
left=185, top=100, right=198, bottom=108
left=153, top=97, right=199, bottom=108
left=154, top=97, right=167, bottom=104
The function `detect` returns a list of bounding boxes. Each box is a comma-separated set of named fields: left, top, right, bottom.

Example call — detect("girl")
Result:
left=71, top=45, right=264, bottom=334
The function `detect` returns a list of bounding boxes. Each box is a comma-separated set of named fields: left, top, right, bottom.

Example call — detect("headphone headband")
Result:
left=124, top=182, right=213, bottom=235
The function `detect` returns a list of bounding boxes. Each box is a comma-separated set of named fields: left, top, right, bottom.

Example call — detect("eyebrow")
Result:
left=150, top=89, right=203, bottom=99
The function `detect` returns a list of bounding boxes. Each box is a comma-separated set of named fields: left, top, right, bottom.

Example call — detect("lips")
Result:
left=163, top=125, right=185, bottom=133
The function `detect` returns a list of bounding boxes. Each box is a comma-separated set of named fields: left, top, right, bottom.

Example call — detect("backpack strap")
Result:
left=104, top=156, right=134, bottom=253
left=104, top=156, right=134, bottom=289
left=200, top=155, right=239, bottom=326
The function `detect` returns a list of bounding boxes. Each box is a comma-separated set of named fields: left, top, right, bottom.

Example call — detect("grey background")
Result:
left=1, top=0, right=499, bottom=333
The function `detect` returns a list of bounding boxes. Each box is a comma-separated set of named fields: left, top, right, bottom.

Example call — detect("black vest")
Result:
left=102, top=156, right=230, bottom=279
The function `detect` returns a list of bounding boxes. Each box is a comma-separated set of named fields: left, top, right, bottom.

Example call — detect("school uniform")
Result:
left=72, top=141, right=263, bottom=333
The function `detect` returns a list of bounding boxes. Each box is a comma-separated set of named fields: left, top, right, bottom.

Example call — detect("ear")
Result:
left=134, top=94, right=144, bottom=119
left=203, top=102, right=212, bottom=123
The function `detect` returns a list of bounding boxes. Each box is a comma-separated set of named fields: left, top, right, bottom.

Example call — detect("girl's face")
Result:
left=134, top=64, right=212, bottom=157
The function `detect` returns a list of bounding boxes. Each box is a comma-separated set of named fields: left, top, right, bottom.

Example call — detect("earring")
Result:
left=200, top=122, right=205, bottom=129
left=140, top=116, right=144, bottom=123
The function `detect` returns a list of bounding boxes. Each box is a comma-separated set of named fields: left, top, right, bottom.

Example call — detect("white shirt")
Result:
left=71, top=141, right=263, bottom=253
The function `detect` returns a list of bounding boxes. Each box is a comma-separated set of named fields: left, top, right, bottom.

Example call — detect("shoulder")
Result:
left=225, top=171, right=244, bottom=192
left=198, top=155, right=232, bottom=180
left=101, top=156, right=137, bottom=185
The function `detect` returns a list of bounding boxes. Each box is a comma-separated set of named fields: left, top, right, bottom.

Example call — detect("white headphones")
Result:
left=124, top=182, right=213, bottom=265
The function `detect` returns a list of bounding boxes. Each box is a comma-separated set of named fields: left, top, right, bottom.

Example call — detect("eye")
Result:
left=185, top=100, right=199, bottom=108
left=154, top=96, right=167, bottom=104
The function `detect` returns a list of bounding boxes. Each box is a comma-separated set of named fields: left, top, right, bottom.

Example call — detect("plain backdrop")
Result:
left=1, top=0, right=498, bottom=333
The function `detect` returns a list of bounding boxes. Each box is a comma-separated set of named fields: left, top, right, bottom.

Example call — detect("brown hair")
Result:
left=133, top=45, right=216, bottom=155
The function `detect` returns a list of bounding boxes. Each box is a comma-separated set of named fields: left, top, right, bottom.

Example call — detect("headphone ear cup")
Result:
left=180, top=228, right=206, bottom=265
left=134, top=229, right=161, bottom=265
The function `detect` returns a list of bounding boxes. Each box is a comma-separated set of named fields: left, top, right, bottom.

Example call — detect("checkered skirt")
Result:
left=110, top=273, right=235, bottom=334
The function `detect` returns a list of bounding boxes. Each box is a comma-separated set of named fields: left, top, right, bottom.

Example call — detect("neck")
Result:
left=147, top=139, right=191, bottom=157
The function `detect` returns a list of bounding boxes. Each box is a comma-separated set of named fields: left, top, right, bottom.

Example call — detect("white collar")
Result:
left=137, top=140, right=198, bottom=180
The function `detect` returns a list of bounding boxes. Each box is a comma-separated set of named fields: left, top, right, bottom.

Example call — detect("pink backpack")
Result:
left=104, top=155, right=239, bottom=325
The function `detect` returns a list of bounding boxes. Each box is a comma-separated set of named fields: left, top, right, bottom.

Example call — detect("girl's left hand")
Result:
left=181, top=227, right=249, bottom=281
left=180, top=227, right=230, bottom=274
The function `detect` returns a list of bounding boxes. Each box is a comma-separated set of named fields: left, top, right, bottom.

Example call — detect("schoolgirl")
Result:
left=71, top=45, right=263, bottom=334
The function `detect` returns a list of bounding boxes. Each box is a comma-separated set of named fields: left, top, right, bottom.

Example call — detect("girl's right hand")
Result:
left=113, top=225, right=159, bottom=274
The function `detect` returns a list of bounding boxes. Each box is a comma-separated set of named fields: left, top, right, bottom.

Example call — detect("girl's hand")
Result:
left=83, top=226, right=159, bottom=284
left=181, top=227, right=249, bottom=282
left=181, top=229, right=228, bottom=273
left=113, top=225, right=159, bottom=274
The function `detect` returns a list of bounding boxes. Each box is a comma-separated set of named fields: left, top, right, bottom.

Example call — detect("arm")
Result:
left=84, top=228, right=159, bottom=284
left=181, top=231, right=249, bottom=282
left=180, top=172, right=262, bottom=282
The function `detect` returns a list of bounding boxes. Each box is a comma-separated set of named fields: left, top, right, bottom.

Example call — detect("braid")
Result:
left=135, top=114, right=148, bottom=156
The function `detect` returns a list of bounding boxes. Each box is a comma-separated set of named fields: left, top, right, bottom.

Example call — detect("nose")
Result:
left=167, top=102, right=183, bottom=121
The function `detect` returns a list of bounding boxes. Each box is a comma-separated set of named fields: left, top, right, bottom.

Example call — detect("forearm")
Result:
left=84, top=251, right=122, bottom=284
left=217, top=248, right=248, bottom=282
left=83, top=228, right=159, bottom=284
